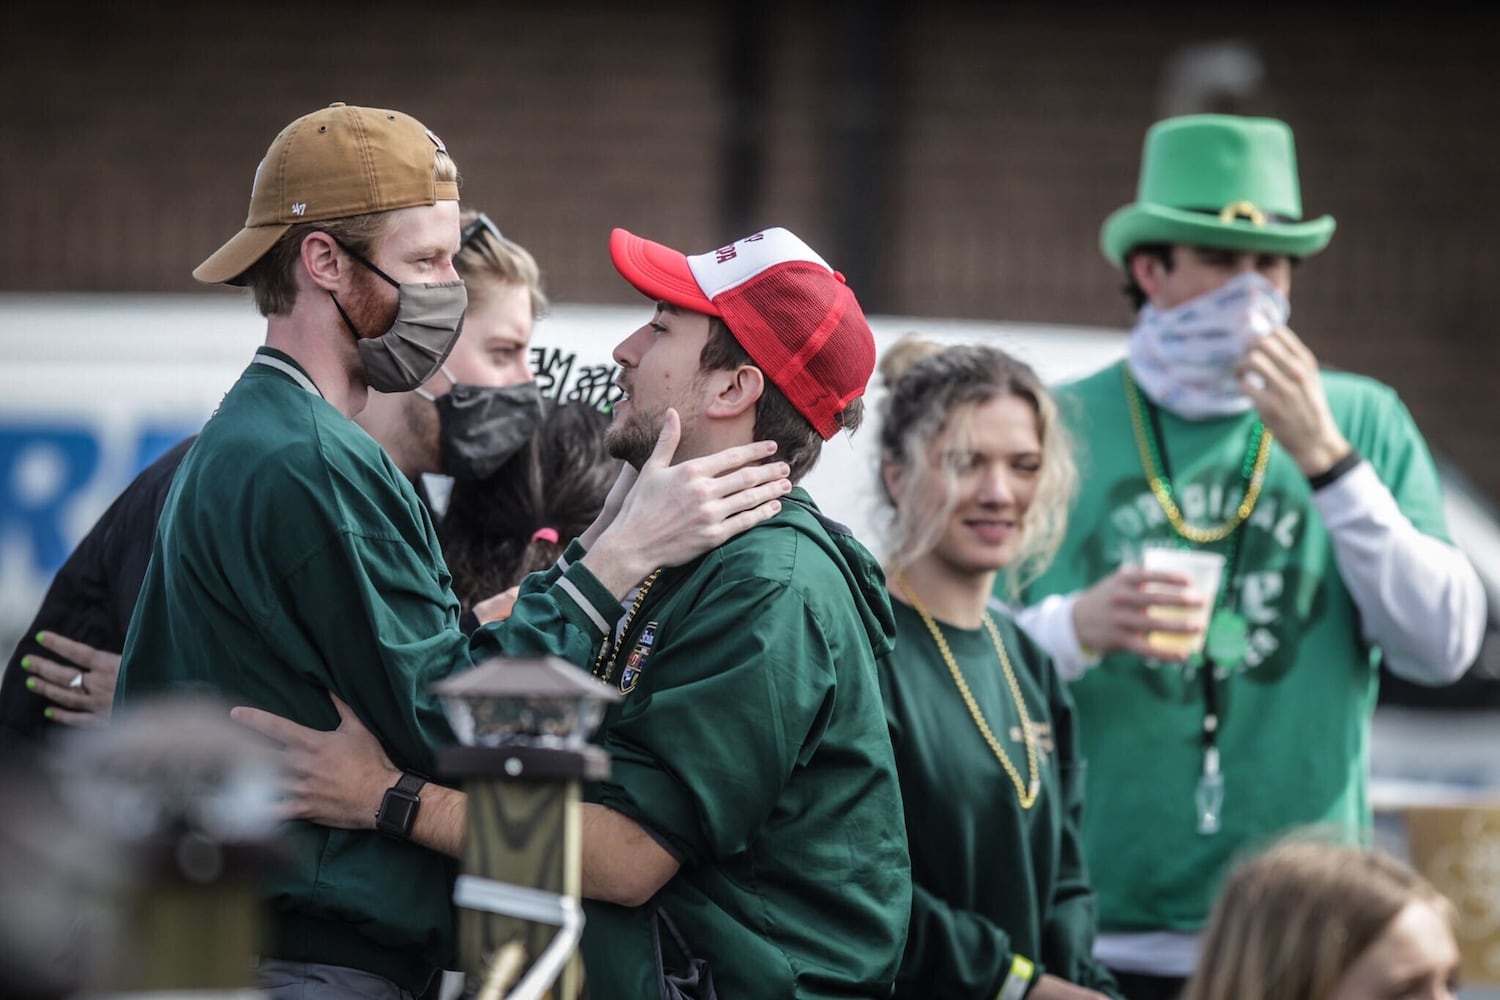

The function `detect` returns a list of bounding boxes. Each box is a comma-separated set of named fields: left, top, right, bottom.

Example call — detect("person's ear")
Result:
left=301, top=231, right=348, bottom=293
left=704, top=364, right=765, bottom=421
left=881, top=455, right=903, bottom=505
left=1128, top=251, right=1167, bottom=301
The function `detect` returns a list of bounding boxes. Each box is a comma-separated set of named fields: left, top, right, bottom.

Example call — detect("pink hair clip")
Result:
left=530, top=527, right=560, bottom=545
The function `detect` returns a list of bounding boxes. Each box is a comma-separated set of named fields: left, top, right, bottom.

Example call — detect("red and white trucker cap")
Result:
left=610, top=226, right=876, bottom=439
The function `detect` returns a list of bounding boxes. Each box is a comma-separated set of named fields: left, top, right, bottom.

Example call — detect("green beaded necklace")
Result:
left=1124, top=368, right=1272, bottom=546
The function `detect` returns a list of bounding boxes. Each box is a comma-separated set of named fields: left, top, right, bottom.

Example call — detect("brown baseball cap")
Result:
left=194, top=102, right=460, bottom=285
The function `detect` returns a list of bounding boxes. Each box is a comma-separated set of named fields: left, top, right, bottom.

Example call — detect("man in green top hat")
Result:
left=1011, top=114, right=1485, bottom=999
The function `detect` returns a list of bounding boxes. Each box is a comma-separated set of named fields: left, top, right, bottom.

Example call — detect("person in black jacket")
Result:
left=0, top=435, right=195, bottom=743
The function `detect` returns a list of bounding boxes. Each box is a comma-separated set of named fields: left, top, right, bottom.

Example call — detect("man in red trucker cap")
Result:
left=235, top=225, right=914, bottom=998
left=113, top=103, right=793, bottom=1000
left=574, top=225, right=911, bottom=996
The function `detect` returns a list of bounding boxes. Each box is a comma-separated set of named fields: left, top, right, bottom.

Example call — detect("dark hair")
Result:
left=1121, top=243, right=1302, bottom=312
left=440, top=401, right=620, bottom=611
left=1121, top=243, right=1175, bottom=312
left=698, top=317, right=862, bottom=483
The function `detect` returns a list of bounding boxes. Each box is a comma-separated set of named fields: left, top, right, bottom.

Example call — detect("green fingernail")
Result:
left=35, top=632, right=46, bottom=645
left=25, top=677, right=36, bottom=691
left=20, top=656, right=30, bottom=671
left=44, top=708, right=54, bottom=721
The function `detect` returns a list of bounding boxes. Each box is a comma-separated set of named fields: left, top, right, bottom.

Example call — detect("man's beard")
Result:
left=605, top=403, right=666, bottom=470
left=342, top=264, right=400, bottom=342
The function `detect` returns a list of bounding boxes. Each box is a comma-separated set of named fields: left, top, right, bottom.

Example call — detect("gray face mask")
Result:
left=416, top=371, right=545, bottom=480
left=331, top=244, right=469, bottom=394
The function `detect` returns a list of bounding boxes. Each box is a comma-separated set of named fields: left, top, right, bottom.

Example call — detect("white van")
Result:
left=0, top=293, right=1130, bottom=640
left=3, top=292, right=1498, bottom=789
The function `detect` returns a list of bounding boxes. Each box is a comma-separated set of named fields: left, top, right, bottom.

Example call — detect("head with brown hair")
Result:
left=605, top=227, right=874, bottom=481
left=192, top=103, right=462, bottom=316
left=1184, top=836, right=1460, bottom=1000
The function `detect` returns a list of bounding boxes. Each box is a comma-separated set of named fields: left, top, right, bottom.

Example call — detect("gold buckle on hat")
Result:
left=1218, top=201, right=1267, bottom=226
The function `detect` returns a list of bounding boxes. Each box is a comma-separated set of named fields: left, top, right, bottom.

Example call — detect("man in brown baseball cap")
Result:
left=114, top=103, right=792, bottom=998
left=234, top=225, right=915, bottom=999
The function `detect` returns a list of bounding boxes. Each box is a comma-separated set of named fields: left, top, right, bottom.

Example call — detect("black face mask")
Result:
left=417, top=370, right=544, bottom=480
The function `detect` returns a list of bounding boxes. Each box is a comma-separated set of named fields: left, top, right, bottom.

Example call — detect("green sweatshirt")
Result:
left=881, top=600, right=1120, bottom=999
left=579, top=490, right=912, bottom=999
left=1021, top=360, right=1450, bottom=932
left=116, top=348, right=622, bottom=993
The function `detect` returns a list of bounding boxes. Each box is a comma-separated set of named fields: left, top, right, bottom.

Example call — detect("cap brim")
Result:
left=609, top=228, right=717, bottom=314
left=1100, top=203, right=1336, bottom=268
left=193, top=222, right=292, bottom=286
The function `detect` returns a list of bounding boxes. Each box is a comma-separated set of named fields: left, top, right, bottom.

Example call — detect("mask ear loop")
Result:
left=413, top=365, right=457, bottom=402
left=329, top=235, right=401, bottom=288
left=327, top=234, right=401, bottom=343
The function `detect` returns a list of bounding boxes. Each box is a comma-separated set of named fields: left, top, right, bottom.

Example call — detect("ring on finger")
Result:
left=69, top=671, right=85, bottom=691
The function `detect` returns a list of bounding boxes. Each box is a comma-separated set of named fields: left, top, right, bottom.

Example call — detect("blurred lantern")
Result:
left=432, top=656, right=620, bottom=1000
left=52, top=693, right=286, bottom=996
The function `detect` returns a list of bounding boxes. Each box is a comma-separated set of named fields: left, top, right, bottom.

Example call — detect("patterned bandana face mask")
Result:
left=330, top=244, right=469, bottom=394
left=1127, top=271, right=1291, bottom=420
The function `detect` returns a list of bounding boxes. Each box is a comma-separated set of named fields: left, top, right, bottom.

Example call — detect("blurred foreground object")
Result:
left=0, top=693, right=285, bottom=997
left=434, top=656, right=619, bottom=1000
left=1404, top=803, right=1500, bottom=989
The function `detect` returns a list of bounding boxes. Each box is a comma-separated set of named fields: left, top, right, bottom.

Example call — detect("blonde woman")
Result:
left=1184, top=838, right=1461, bottom=1000
left=876, top=338, right=1121, bottom=1000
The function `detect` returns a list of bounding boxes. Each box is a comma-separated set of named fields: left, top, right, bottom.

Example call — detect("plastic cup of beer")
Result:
left=1141, top=547, right=1224, bottom=656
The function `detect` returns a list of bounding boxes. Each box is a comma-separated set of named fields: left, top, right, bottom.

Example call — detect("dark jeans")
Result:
left=1110, top=969, right=1187, bottom=1000
left=258, top=959, right=417, bottom=1000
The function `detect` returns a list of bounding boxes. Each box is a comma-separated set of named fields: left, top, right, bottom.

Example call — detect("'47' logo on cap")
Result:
left=290, top=202, right=307, bottom=217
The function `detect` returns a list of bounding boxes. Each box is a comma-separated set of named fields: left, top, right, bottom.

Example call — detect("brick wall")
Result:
left=4, top=1, right=1498, bottom=494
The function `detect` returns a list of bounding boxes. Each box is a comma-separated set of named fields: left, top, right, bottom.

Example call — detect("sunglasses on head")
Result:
left=459, top=212, right=504, bottom=252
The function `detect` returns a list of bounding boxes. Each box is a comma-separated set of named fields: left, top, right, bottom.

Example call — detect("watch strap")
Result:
left=394, top=771, right=428, bottom=797
left=1308, top=448, right=1363, bottom=491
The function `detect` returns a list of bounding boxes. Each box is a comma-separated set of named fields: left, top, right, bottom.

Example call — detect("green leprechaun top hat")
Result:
left=1100, top=114, right=1336, bottom=267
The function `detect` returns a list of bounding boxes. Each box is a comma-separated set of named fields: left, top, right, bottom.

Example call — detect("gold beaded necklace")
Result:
left=592, top=569, right=662, bottom=685
left=891, top=567, right=1040, bottom=810
left=1123, top=367, right=1273, bottom=545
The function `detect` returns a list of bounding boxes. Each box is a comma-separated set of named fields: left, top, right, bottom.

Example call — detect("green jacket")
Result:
left=117, top=349, right=621, bottom=993
left=579, top=490, right=912, bottom=999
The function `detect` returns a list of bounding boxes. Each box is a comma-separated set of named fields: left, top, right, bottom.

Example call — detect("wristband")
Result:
left=996, top=955, right=1035, bottom=1000
left=1308, top=448, right=1362, bottom=491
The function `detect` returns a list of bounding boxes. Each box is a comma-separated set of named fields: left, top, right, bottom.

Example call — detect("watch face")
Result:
left=376, top=788, right=421, bottom=839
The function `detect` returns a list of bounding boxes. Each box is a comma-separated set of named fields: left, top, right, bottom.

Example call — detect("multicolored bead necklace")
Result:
left=1123, top=367, right=1272, bottom=544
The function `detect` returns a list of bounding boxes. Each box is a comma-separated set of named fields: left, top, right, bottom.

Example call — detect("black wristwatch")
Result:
left=375, top=772, right=428, bottom=841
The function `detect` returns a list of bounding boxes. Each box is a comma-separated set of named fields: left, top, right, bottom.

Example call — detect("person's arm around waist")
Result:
left=229, top=694, right=679, bottom=904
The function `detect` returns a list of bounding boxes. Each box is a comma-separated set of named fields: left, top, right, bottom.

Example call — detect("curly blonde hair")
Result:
left=876, top=335, right=1075, bottom=596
